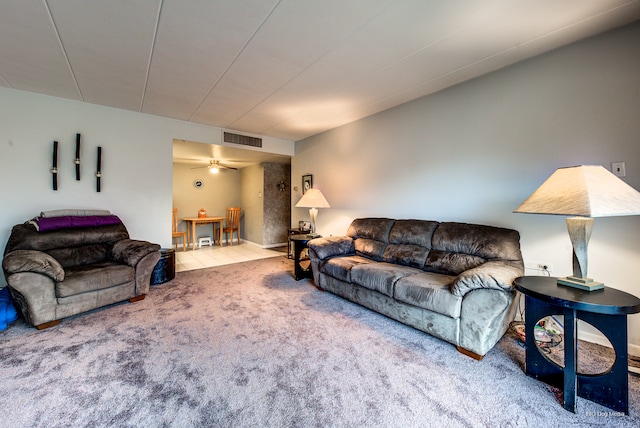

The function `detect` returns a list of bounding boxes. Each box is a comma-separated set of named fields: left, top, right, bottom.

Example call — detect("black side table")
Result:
left=287, top=228, right=311, bottom=259
left=290, top=234, right=319, bottom=280
left=514, top=276, right=640, bottom=414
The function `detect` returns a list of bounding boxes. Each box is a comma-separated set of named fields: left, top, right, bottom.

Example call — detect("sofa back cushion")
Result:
left=381, top=220, right=438, bottom=268
left=347, top=218, right=395, bottom=261
left=425, top=222, right=521, bottom=275
left=345, top=218, right=522, bottom=276
left=5, top=223, right=130, bottom=268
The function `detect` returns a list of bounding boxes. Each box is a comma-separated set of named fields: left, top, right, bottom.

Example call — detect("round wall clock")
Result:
left=193, top=179, right=204, bottom=189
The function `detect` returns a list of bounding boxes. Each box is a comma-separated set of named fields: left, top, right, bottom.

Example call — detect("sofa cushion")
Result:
left=5, top=223, right=129, bottom=253
left=425, top=250, right=486, bottom=276
left=388, top=219, right=438, bottom=247
left=4, top=223, right=130, bottom=268
left=308, top=236, right=354, bottom=260
left=426, top=222, right=522, bottom=275
left=56, top=262, right=134, bottom=298
left=353, top=238, right=387, bottom=261
left=347, top=218, right=394, bottom=260
left=382, top=244, right=429, bottom=268
left=351, top=262, right=422, bottom=298
left=48, top=244, right=110, bottom=268
left=395, top=272, right=461, bottom=318
left=347, top=218, right=395, bottom=241
left=321, top=255, right=373, bottom=282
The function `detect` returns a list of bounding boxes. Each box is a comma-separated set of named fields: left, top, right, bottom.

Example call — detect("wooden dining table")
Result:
left=182, top=216, right=225, bottom=250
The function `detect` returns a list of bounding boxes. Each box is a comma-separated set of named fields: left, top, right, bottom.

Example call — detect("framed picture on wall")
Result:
left=302, top=174, right=312, bottom=194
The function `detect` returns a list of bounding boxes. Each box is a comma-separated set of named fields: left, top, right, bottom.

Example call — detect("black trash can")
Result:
left=151, top=248, right=176, bottom=285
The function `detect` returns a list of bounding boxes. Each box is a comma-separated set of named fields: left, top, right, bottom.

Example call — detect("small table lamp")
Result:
left=514, top=165, right=640, bottom=291
left=295, top=188, right=330, bottom=237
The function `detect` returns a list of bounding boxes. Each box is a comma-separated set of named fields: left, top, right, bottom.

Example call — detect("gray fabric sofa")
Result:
left=2, top=214, right=160, bottom=329
left=307, top=218, right=524, bottom=359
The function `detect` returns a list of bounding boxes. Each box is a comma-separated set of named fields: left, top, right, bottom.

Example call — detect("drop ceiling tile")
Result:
left=0, top=1, right=79, bottom=99
left=2, top=1, right=639, bottom=142
left=265, top=0, right=640, bottom=140
left=47, top=0, right=161, bottom=111
left=142, top=0, right=280, bottom=120
left=192, top=0, right=391, bottom=126
left=229, top=1, right=473, bottom=132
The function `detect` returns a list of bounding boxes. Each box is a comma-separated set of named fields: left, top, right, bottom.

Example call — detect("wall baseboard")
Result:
left=262, top=242, right=287, bottom=249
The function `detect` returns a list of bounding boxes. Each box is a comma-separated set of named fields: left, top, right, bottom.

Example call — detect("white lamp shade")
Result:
left=514, top=165, right=640, bottom=217
left=295, top=188, right=331, bottom=208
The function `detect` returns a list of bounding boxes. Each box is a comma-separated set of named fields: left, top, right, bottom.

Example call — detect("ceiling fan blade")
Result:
left=189, top=159, right=239, bottom=171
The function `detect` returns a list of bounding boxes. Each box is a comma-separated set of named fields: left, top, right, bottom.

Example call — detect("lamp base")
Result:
left=558, top=276, right=604, bottom=291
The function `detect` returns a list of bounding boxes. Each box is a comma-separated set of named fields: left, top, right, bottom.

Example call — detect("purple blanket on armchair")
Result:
left=37, top=215, right=122, bottom=232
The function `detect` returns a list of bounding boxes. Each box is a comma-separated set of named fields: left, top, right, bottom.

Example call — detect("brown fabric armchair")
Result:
left=2, top=214, right=160, bottom=329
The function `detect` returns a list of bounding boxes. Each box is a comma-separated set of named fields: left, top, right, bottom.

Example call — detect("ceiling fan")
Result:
left=191, top=160, right=238, bottom=174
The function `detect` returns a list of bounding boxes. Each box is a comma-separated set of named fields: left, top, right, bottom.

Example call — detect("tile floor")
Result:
left=175, top=241, right=288, bottom=272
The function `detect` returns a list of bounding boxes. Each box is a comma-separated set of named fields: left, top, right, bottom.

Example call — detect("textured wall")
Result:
left=263, top=163, right=291, bottom=246
left=263, top=162, right=291, bottom=246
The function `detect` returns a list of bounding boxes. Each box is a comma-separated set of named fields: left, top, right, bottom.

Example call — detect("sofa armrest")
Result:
left=307, top=236, right=355, bottom=261
left=109, top=239, right=161, bottom=267
left=133, top=251, right=161, bottom=296
left=2, top=250, right=65, bottom=282
left=450, top=260, right=524, bottom=297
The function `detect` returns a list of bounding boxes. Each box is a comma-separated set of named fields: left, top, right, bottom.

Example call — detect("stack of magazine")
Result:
left=534, top=316, right=564, bottom=359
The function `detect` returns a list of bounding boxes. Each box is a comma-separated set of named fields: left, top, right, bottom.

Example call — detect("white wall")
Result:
left=292, top=23, right=640, bottom=353
left=0, top=87, right=294, bottom=284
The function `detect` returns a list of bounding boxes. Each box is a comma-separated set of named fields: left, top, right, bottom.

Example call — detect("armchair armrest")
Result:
left=307, top=236, right=355, bottom=261
left=450, top=260, right=524, bottom=297
left=109, top=239, right=160, bottom=267
left=2, top=250, right=64, bottom=282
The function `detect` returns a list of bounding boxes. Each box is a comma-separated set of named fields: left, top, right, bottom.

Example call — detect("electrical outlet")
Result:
left=524, top=261, right=553, bottom=273
left=611, top=161, right=626, bottom=177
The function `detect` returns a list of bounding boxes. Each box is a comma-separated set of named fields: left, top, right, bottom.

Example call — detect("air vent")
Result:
left=223, top=132, right=262, bottom=148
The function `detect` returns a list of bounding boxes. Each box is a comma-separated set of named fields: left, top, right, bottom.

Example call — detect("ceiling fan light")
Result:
left=209, top=166, right=220, bottom=174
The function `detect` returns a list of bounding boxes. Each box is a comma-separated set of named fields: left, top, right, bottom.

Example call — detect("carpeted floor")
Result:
left=1, top=256, right=639, bottom=427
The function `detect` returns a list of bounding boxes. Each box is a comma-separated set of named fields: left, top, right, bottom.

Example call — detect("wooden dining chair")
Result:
left=172, top=208, right=187, bottom=251
left=223, top=207, right=241, bottom=246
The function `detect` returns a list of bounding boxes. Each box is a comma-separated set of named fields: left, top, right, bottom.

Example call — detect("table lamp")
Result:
left=514, top=165, right=640, bottom=291
left=295, top=188, right=330, bottom=237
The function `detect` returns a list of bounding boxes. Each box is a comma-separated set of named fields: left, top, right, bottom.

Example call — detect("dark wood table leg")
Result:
left=563, top=308, right=577, bottom=413
left=577, top=311, right=629, bottom=414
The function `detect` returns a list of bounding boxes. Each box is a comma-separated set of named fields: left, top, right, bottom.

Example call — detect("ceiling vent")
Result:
left=223, top=131, right=262, bottom=148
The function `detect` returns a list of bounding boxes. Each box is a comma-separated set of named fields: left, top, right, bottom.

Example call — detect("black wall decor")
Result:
left=51, top=140, right=58, bottom=190
left=75, top=133, right=81, bottom=180
left=96, top=146, right=102, bottom=192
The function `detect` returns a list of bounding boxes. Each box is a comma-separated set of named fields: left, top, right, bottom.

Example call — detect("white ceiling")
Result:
left=2, top=0, right=640, bottom=144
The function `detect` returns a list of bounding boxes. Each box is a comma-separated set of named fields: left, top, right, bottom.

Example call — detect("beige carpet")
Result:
left=1, top=256, right=638, bottom=427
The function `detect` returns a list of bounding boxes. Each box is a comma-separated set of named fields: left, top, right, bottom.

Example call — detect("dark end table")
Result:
left=290, top=234, right=319, bottom=280
left=514, top=276, right=640, bottom=414
left=287, top=228, right=311, bottom=259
